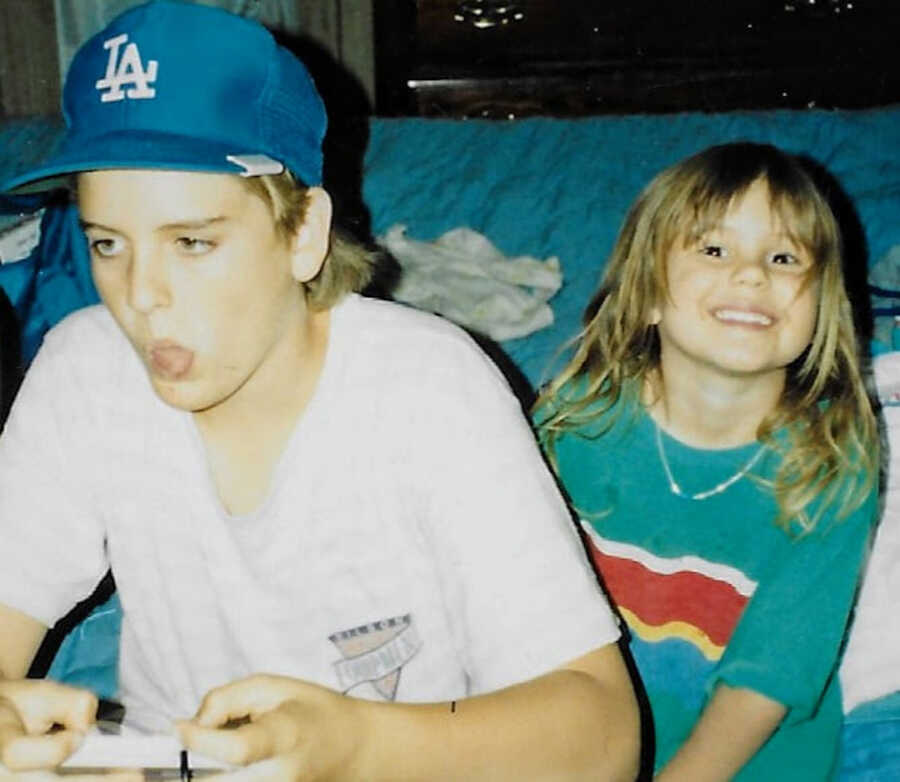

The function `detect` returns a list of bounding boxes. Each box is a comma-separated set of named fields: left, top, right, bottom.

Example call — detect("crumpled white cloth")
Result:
left=840, top=351, right=900, bottom=712
left=378, top=224, right=562, bottom=342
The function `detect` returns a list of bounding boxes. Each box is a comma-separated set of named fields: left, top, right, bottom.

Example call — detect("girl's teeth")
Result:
left=715, top=309, right=772, bottom=325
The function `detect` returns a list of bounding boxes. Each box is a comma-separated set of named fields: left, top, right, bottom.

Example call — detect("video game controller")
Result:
left=61, top=722, right=229, bottom=779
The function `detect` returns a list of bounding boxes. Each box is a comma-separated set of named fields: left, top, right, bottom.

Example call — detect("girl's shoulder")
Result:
left=535, top=378, right=645, bottom=458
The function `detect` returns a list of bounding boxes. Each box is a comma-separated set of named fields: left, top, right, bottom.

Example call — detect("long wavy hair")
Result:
left=538, top=142, right=877, bottom=532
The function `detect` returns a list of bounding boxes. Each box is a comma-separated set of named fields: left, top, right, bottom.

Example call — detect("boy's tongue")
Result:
left=150, top=345, right=194, bottom=379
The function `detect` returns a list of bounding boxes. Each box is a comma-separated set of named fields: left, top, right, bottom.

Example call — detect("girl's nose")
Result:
left=128, top=248, right=171, bottom=313
left=731, top=255, right=768, bottom=287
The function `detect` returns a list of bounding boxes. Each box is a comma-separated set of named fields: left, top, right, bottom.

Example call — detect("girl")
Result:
left=537, top=142, right=878, bottom=781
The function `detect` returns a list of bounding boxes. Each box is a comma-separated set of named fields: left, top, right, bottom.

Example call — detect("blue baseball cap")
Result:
left=1, top=0, right=327, bottom=193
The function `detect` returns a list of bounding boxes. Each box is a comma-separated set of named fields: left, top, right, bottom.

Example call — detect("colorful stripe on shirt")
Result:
left=581, top=523, right=757, bottom=661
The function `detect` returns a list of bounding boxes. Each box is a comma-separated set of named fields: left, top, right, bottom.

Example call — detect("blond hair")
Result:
left=242, top=170, right=380, bottom=311
left=538, top=142, right=877, bottom=532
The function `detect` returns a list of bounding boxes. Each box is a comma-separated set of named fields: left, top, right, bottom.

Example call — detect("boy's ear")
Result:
left=290, top=187, right=332, bottom=283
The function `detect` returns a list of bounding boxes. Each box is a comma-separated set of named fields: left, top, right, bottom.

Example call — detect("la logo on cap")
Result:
left=95, top=33, right=158, bottom=103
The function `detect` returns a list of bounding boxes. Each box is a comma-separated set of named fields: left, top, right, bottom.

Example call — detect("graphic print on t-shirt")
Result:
left=581, top=523, right=758, bottom=659
left=581, top=523, right=759, bottom=718
left=329, top=614, right=422, bottom=700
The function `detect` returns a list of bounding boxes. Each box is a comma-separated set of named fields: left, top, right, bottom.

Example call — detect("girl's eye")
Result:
left=771, top=251, right=800, bottom=266
left=89, top=236, right=125, bottom=258
left=176, top=237, right=214, bottom=255
left=700, top=245, right=726, bottom=258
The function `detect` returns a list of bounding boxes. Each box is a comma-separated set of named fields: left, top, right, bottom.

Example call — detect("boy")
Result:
left=0, top=2, right=638, bottom=778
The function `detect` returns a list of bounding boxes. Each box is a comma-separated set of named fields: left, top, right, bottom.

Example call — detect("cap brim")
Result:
left=1, top=130, right=282, bottom=194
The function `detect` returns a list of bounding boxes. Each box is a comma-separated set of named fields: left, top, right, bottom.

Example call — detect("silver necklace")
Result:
left=654, top=421, right=765, bottom=501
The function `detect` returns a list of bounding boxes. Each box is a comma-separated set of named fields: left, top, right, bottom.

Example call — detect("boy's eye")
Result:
left=175, top=237, right=214, bottom=254
left=89, top=236, right=125, bottom=258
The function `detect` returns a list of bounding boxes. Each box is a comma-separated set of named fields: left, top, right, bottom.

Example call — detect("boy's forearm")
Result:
left=353, top=649, right=640, bottom=781
left=181, top=645, right=640, bottom=780
left=0, top=603, right=46, bottom=681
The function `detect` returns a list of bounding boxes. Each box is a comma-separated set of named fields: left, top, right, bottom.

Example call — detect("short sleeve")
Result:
left=0, top=314, right=109, bottom=625
left=421, top=347, right=620, bottom=694
left=712, top=486, right=877, bottom=722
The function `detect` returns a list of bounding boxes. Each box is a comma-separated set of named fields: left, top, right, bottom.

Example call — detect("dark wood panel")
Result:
left=413, top=0, right=771, bottom=64
left=374, top=0, right=900, bottom=116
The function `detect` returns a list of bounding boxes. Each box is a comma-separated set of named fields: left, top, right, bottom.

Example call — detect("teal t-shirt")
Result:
left=550, top=397, right=875, bottom=780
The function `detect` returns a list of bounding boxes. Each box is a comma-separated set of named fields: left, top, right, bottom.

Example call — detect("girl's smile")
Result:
left=711, top=306, right=775, bottom=327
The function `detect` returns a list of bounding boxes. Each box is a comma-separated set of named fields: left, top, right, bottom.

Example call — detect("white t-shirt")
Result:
left=0, top=294, right=618, bottom=731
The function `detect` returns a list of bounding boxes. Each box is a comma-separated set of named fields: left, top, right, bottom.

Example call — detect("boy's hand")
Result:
left=177, top=674, right=366, bottom=781
left=0, top=679, right=96, bottom=771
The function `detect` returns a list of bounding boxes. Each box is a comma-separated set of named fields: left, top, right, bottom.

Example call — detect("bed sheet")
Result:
left=363, top=107, right=900, bottom=388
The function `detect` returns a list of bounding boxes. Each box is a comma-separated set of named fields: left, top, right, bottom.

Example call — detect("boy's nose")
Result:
left=128, top=250, right=171, bottom=313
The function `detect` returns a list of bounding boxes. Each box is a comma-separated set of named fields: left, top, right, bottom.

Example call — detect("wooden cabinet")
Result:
left=374, top=0, right=900, bottom=116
